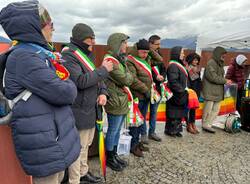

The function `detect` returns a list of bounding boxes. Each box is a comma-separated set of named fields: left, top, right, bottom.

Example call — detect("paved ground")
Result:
left=89, top=121, right=250, bottom=184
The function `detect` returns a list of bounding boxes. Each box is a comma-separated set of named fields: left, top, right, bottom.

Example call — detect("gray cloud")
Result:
left=1, top=0, right=250, bottom=45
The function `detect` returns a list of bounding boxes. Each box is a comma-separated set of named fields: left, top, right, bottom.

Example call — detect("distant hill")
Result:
left=161, top=36, right=250, bottom=52
left=161, top=36, right=197, bottom=49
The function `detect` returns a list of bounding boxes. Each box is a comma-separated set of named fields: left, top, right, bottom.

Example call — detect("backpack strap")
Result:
left=2, top=45, right=33, bottom=108
left=8, top=90, right=32, bottom=109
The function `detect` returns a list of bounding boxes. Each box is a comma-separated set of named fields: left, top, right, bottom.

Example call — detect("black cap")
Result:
left=72, top=23, right=95, bottom=41
left=136, top=39, right=150, bottom=50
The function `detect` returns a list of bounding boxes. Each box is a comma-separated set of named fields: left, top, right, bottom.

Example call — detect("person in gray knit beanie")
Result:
left=72, top=23, right=95, bottom=41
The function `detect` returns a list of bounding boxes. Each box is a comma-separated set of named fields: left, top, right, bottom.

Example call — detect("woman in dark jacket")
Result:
left=165, top=46, right=188, bottom=137
left=186, top=53, right=202, bottom=134
left=0, top=1, right=80, bottom=183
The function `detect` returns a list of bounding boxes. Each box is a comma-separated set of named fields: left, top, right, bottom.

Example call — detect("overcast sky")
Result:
left=0, top=0, right=250, bottom=44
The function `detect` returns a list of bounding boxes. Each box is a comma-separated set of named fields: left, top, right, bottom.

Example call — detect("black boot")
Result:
left=106, top=150, right=123, bottom=172
left=80, top=172, right=102, bottom=183
left=114, top=146, right=128, bottom=168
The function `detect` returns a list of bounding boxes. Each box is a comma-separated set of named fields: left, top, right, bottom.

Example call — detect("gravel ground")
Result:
left=88, top=121, right=250, bottom=184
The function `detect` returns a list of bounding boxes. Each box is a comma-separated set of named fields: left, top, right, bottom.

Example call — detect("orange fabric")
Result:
left=187, top=89, right=199, bottom=109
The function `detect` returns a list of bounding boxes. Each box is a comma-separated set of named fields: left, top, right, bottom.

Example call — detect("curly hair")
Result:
left=186, top=53, right=201, bottom=65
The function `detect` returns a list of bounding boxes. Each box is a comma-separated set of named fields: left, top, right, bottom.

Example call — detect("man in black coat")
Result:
left=62, top=23, right=113, bottom=184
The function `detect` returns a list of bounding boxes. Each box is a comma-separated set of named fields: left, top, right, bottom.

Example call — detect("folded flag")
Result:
left=124, top=87, right=144, bottom=127
left=151, top=83, right=161, bottom=104
left=161, top=82, right=173, bottom=101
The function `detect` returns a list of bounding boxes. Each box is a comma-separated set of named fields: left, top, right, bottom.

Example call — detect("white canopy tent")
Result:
left=196, top=19, right=250, bottom=54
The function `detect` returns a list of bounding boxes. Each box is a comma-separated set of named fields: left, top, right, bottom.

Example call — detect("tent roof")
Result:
left=196, top=19, right=250, bottom=54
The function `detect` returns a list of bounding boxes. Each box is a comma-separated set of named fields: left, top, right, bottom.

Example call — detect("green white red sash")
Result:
left=62, top=46, right=96, bottom=72
left=123, top=86, right=144, bottom=127
left=152, top=66, right=160, bottom=76
left=103, top=54, right=125, bottom=72
left=103, top=54, right=120, bottom=65
left=127, top=55, right=153, bottom=81
left=152, top=66, right=173, bottom=100
left=103, top=54, right=144, bottom=126
left=128, top=55, right=162, bottom=104
left=150, top=83, right=161, bottom=104
left=169, top=60, right=188, bottom=77
left=161, top=82, right=173, bottom=100
left=123, top=86, right=133, bottom=102
left=126, top=98, right=144, bottom=127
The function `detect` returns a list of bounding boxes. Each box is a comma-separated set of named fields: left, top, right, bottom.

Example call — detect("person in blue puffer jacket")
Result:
left=0, top=1, right=81, bottom=183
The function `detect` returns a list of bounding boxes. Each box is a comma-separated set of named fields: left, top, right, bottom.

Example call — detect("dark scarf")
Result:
left=70, top=37, right=91, bottom=56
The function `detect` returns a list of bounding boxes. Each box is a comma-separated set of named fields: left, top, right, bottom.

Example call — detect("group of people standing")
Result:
left=0, top=1, right=248, bottom=184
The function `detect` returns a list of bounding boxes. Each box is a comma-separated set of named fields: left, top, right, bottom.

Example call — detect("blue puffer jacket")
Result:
left=0, top=1, right=81, bottom=177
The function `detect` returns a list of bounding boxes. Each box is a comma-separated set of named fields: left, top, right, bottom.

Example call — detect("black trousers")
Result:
left=187, top=109, right=196, bottom=124
left=165, top=118, right=183, bottom=134
left=237, top=89, right=243, bottom=114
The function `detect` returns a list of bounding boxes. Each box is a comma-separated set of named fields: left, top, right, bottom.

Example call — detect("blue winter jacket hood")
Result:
left=0, top=0, right=81, bottom=177
left=0, top=0, right=48, bottom=48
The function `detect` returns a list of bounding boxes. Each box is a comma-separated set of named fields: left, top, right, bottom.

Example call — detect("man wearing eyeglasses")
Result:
left=62, top=23, right=113, bottom=184
left=147, top=35, right=166, bottom=142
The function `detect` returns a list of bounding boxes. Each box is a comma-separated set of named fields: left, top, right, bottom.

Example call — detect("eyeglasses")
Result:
left=152, top=43, right=160, bottom=46
left=48, top=22, right=54, bottom=29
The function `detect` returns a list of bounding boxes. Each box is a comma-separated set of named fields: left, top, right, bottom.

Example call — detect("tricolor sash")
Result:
left=169, top=60, right=188, bottom=77
left=152, top=66, right=173, bottom=100
left=127, top=55, right=153, bottom=81
left=103, top=54, right=144, bottom=127
left=151, top=83, right=161, bottom=104
left=128, top=55, right=161, bottom=104
left=126, top=98, right=144, bottom=127
left=62, top=46, right=96, bottom=72
left=124, top=86, right=144, bottom=127
left=103, top=54, right=125, bottom=72
left=152, top=66, right=160, bottom=76
left=169, top=60, right=188, bottom=91
left=103, top=54, right=120, bottom=65
left=161, top=82, right=173, bottom=100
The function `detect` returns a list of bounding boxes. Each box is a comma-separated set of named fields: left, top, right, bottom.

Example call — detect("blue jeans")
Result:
left=139, top=99, right=150, bottom=136
left=105, top=114, right=125, bottom=151
left=149, top=101, right=160, bottom=135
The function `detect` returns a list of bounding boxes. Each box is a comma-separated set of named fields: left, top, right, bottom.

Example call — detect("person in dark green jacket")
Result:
left=104, top=33, right=134, bottom=171
left=202, top=46, right=232, bottom=133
